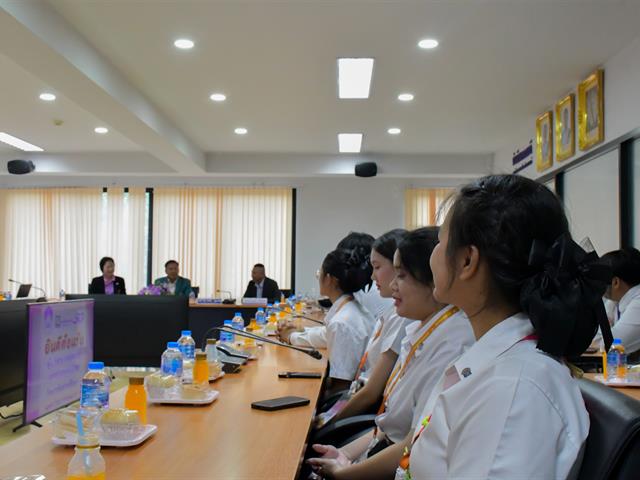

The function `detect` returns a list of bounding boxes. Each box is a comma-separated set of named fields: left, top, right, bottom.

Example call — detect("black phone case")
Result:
left=251, top=396, right=310, bottom=411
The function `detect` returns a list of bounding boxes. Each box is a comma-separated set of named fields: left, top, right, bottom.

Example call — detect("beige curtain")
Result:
left=0, top=188, right=147, bottom=296
left=153, top=187, right=293, bottom=298
left=404, top=188, right=455, bottom=229
left=99, top=188, right=148, bottom=293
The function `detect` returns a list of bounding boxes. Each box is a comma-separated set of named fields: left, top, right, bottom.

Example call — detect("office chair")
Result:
left=192, top=286, right=200, bottom=298
left=577, top=378, right=640, bottom=480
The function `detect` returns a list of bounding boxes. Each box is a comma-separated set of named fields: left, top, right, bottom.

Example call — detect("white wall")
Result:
left=494, top=33, right=640, bottom=177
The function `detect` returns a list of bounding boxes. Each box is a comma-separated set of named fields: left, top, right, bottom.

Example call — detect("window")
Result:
left=404, top=188, right=454, bottom=229
left=152, top=187, right=293, bottom=298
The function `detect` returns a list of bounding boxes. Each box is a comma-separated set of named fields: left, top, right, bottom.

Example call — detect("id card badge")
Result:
left=394, top=466, right=410, bottom=480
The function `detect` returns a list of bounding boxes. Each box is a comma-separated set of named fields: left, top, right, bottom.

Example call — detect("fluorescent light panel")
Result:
left=0, top=132, right=43, bottom=152
left=338, top=133, right=362, bottom=153
left=338, top=58, right=374, bottom=99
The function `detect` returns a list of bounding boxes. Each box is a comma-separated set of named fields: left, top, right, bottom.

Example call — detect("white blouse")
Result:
left=406, top=313, right=589, bottom=480
left=358, top=305, right=408, bottom=383
left=324, top=295, right=373, bottom=381
left=611, top=284, right=640, bottom=354
left=376, top=306, right=474, bottom=443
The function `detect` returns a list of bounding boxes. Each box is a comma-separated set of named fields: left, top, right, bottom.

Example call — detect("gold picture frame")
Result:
left=578, top=69, right=604, bottom=150
left=555, top=93, right=575, bottom=161
left=536, top=111, right=553, bottom=172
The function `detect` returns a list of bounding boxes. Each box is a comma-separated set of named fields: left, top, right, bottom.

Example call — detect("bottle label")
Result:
left=162, top=356, right=183, bottom=376
left=179, top=344, right=195, bottom=360
left=81, top=379, right=109, bottom=408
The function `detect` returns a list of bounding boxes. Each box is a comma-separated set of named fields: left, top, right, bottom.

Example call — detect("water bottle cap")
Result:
left=235, top=312, right=242, bottom=316
left=181, top=330, right=192, bottom=336
left=88, top=361, right=104, bottom=370
left=613, top=338, right=622, bottom=345
left=224, top=320, right=233, bottom=325
left=267, top=303, right=272, bottom=307
left=258, top=308, right=264, bottom=312
left=167, top=341, right=179, bottom=348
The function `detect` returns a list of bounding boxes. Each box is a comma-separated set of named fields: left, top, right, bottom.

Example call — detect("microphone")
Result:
left=216, top=289, right=236, bottom=304
left=8, top=278, right=47, bottom=300
left=202, top=326, right=322, bottom=360
left=270, top=305, right=324, bottom=325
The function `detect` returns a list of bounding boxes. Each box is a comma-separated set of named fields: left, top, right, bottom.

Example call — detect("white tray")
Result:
left=209, top=371, right=225, bottom=382
left=148, top=389, right=219, bottom=405
left=594, top=374, right=640, bottom=387
left=52, top=424, right=158, bottom=447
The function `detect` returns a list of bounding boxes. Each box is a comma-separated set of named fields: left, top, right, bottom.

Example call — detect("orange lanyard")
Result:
left=378, top=306, right=459, bottom=416
left=354, top=320, right=385, bottom=382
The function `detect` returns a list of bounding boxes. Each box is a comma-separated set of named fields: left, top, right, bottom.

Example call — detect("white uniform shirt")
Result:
left=409, top=313, right=589, bottom=480
left=376, top=306, right=474, bottom=443
left=358, top=305, right=409, bottom=383
left=324, top=295, right=373, bottom=381
left=611, top=284, right=640, bottom=354
left=354, top=284, right=394, bottom=326
left=289, top=294, right=355, bottom=348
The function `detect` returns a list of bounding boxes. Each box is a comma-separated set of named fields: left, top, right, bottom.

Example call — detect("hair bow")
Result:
left=520, top=233, right=613, bottom=357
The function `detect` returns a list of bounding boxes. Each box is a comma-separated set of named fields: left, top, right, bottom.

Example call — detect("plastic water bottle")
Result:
left=177, top=330, right=196, bottom=360
left=220, top=320, right=234, bottom=344
left=59, top=289, right=65, bottom=300
left=80, top=361, right=110, bottom=410
left=232, top=312, right=244, bottom=347
left=66, top=433, right=106, bottom=480
left=607, top=338, right=628, bottom=381
left=161, top=341, right=183, bottom=378
left=256, top=308, right=266, bottom=327
left=266, top=303, right=273, bottom=317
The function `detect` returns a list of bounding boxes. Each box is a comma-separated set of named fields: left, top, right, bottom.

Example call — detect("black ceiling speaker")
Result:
left=7, top=159, right=35, bottom=175
left=355, top=162, right=377, bottom=178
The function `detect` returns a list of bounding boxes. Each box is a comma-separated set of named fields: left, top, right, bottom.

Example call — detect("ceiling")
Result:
left=1, top=0, right=640, bottom=176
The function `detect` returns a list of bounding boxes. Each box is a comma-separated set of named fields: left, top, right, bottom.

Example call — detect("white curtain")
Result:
left=153, top=187, right=293, bottom=298
left=404, top=188, right=454, bottom=229
left=0, top=188, right=147, bottom=296
left=99, top=188, right=148, bottom=293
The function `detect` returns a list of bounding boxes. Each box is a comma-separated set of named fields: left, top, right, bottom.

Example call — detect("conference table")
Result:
left=584, top=372, right=640, bottom=402
left=0, top=339, right=328, bottom=479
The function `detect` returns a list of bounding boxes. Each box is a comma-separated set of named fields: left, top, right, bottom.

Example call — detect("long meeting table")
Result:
left=0, top=339, right=328, bottom=479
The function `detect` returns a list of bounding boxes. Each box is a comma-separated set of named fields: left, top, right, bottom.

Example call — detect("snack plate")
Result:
left=148, top=389, right=219, bottom=405
left=52, top=424, right=158, bottom=447
left=594, top=374, right=640, bottom=387
left=209, top=371, right=225, bottom=382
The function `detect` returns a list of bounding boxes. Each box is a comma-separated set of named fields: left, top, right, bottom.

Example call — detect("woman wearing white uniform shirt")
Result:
left=401, top=175, right=613, bottom=480
left=280, top=248, right=373, bottom=394
left=323, top=229, right=410, bottom=426
left=308, top=228, right=475, bottom=479
left=601, top=248, right=640, bottom=357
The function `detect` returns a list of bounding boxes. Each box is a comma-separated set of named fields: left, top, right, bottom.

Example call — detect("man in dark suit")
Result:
left=243, top=264, right=281, bottom=303
left=89, top=256, right=126, bottom=295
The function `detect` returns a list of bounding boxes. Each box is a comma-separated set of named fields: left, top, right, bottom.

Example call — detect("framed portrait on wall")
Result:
left=578, top=69, right=604, bottom=150
left=555, top=93, right=575, bottom=161
left=536, top=111, right=553, bottom=172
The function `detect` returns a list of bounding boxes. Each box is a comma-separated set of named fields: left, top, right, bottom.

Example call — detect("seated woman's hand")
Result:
left=307, top=444, right=351, bottom=479
left=277, top=324, right=297, bottom=343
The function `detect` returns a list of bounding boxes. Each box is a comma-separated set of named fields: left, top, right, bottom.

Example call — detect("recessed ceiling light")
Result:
left=39, top=92, right=56, bottom=101
left=338, top=58, right=374, bottom=99
left=388, top=128, right=401, bottom=135
left=209, top=93, right=227, bottom=102
left=338, top=133, right=363, bottom=153
left=0, top=132, right=43, bottom=152
left=418, top=38, right=439, bottom=49
left=174, top=38, right=194, bottom=50
left=398, top=93, right=414, bottom=102
left=94, top=127, right=109, bottom=134
left=234, top=127, right=248, bottom=135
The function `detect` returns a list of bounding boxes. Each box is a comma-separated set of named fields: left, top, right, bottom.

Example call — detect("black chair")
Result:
left=310, top=414, right=377, bottom=447
left=577, top=378, right=640, bottom=480
left=192, top=286, right=200, bottom=298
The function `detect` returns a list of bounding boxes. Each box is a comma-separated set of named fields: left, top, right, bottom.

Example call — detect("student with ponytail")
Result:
left=307, top=228, right=475, bottom=479
left=280, top=247, right=374, bottom=393
left=400, top=174, right=613, bottom=480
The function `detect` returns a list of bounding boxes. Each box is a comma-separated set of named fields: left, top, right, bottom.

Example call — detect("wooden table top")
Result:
left=0, top=342, right=328, bottom=479
left=584, top=372, right=640, bottom=402
left=189, top=302, right=261, bottom=309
